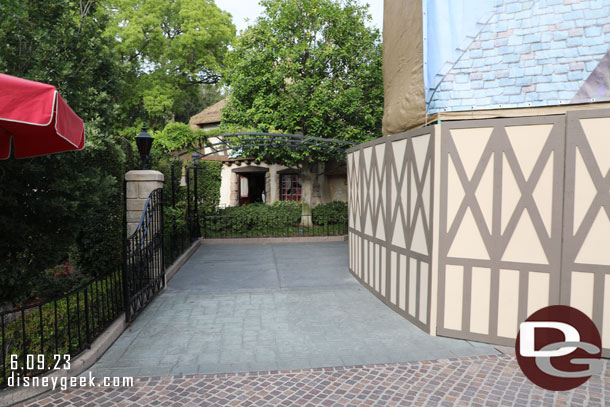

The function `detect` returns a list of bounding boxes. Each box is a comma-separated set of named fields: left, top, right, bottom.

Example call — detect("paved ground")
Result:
left=22, top=352, right=610, bottom=407
left=17, top=241, right=610, bottom=406
left=88, top=241, right=495, bottom=378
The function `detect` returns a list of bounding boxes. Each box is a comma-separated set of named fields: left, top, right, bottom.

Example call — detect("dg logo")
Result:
left=516, top=305, right=602, bottom=391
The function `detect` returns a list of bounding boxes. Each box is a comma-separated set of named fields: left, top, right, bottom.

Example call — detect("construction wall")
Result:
left=348, top=108, right=610, bottom=356
left=348, top=126, right=437, bottom=333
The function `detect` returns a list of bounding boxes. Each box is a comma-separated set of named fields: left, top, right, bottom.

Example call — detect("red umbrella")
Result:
left=0, top=73, right=85, bottom=159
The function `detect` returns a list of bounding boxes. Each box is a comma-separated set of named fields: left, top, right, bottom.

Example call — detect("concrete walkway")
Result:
left=89, top=241, right=496, bottom=378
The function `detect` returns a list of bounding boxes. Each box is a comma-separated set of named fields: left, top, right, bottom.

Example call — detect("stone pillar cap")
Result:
left=125, top=170, right=164, bottom=182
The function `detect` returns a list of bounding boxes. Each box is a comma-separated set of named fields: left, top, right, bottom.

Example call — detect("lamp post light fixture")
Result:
left=135, top=123, right=154, bottom=170
left=191, top=151, right=202, bottom=166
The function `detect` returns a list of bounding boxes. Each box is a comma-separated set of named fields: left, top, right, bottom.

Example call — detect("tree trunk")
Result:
left=300, top=164, right=315, bottom=227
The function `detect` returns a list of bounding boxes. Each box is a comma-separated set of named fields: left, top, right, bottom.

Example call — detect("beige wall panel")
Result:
left=373, top=243, right=378, bottom=292
left=570, top=271, right=595, bottom=319
left=422, top=166, right=431, bottom=218
left=419, top=262, right=429, bottom=324
left=574, top=208, right=610, bottom=266
left=353, top=152, right=361, bottom=232
left=475, top=159, right=494, bottom=233
left=580, top=117, right=610, bottom=176
left=447, top=208, right=490, bottom=260
left=410, top=170, right=418, bottom=225
left=390, top=251, right=397, bottom=305
left=573, top=148, right=597, bottom=233
left=502, top=211, right=549, bottom=265
left=527, top=272, right=550, bottom=317
left=356, top=236, right=362, bottom=278
left=363, top=151, right=374, bottom=237
left=373, top=244, right=381, bottom=292
left=412, top=134, right=430, bottom=177
left=532, top=153, right=554, bottom=236
left=411, top=215, right=428, bottom=255
left=381, top=247, right=387, bottom=296
left=603, top=275, right=610, bottom=347
left=505, top=124, right=553, bottom=180
left=399, top=254, right=407, bottom=311
left=497, top=269, right=520, bottom=339
left=450, top=128, right=493, bottom=180
left=363, top=240, right=369, bottom=284
left=390, top=139, right=408, bottom=211
left=444, top=265, right=464, bottom=331
left=409, top=258, right=417, bottom=317
left=375, top=144, right=386, bottom=241
left=470, top=267, right=491, bottom=335
left=501, top=153, right=521, bottom=234
left=446, top=155, right=465, bottom=232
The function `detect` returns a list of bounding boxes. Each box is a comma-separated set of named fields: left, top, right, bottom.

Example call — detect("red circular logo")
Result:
left=515, top=305, right=601, bottom=391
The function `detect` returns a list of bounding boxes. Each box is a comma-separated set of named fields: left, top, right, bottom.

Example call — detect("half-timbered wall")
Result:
left=348, top=108, right=610, bottom=356
left=348, top=127, right=436, bottom=333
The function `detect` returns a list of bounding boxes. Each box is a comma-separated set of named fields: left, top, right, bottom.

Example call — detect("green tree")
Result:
left=106, top=0, right=236, bottom=127
left=0, top=0, right=125, bottom=132
left=222, top=0, right=382, bottom=223
left=0, top=130, right=130, bottom=304
left=0, top=0, right=132, bottom=304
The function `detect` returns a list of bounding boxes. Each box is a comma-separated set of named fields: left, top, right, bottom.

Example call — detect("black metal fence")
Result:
left=164, top=163, right=194, bottom=267
left=202, top=214, right=348, bottom=238
left=0, top=270, right=123, bottom=388
left=123, top=188, right=164, bottom=322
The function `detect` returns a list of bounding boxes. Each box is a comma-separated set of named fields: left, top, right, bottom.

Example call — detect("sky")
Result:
left=215, top=0, right=384, bottom=34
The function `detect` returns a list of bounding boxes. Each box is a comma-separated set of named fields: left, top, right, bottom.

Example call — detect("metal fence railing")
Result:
left=0, top=269, right=123, bottom=388
left=202, top=214, right=348, bottom=238
left=123, top=188, right=164, bottom=322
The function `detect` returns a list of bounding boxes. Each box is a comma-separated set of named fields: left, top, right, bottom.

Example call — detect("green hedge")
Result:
left=203, top=201, right=348, bottom=237
left=312, top=201, right=348, bottom=226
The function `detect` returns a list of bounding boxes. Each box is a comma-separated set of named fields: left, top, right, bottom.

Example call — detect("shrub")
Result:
left=34, top=264, right=90, bottom=300
left=313, top=201, right=348, bottom=226
left=0, top=127, right=130, bottom=304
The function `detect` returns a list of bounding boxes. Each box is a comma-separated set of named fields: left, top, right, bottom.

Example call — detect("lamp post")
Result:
left=191, top=151, right=202, bottom=165
left=135, top=123, right=153, bottom=170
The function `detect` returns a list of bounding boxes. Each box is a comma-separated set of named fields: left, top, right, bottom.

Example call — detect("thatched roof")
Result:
left=189, top=98, right=228, bottom=126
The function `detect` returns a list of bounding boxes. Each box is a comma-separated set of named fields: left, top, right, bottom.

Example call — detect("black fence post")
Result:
left=186, top=166, right=191, bottom=242
left=193, top=164, right=200, bottom=238
left=83, top=287, right=91, bottom=347
left=160, top=188, right=165, bottom=285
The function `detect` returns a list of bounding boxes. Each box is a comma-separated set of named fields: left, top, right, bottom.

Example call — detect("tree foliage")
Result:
left=0, top=0, right=125, bottom=131
left=106, top=0, right=236, bottom=126
left=0, top=130, right=131, bottom=303
left=222, top=0, right=383, bottom=167
left=0, top=0, right=136, bottom=303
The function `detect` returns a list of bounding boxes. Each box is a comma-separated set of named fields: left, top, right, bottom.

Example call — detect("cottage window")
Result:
left=280, top=174, right=301, bottom=201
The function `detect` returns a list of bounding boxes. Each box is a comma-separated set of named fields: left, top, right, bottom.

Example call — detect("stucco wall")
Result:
left=219, top=162, right=347, bottom=207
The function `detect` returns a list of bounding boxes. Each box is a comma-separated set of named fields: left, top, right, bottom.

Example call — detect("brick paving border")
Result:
left=17, top=353, right=609, bottom=407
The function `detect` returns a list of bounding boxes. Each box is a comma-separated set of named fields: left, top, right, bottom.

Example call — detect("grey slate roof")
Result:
left=428, top=0, right=610, bottom=113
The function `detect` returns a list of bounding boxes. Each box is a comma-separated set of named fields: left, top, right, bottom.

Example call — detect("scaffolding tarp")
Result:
left=382, top=0, right=425, bottom=135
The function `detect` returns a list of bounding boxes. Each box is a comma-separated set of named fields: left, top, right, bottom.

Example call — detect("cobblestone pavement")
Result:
left=21, top=352, right=609, bottom=407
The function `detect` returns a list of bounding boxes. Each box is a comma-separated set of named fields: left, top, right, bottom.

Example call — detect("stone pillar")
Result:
left=125, top=170, right=164, bottom=236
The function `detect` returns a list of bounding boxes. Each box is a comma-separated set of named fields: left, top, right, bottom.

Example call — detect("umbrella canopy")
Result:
left=0, top=73, right=85, bottom=159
